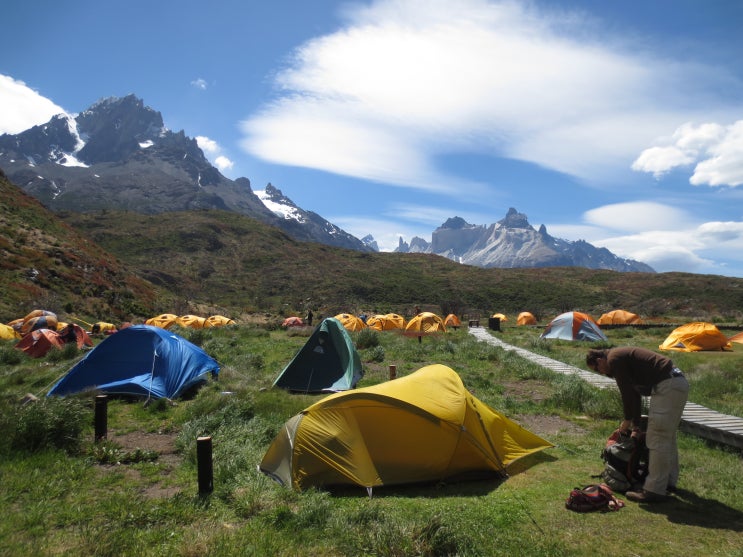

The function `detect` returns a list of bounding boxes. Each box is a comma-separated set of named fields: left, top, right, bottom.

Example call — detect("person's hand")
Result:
left=620, top=419, right=632, bottom=432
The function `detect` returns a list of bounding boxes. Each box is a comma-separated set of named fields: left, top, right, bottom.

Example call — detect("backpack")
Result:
left=565, top=483, right=624, bottom=512
left=600, top=429, right=649, bottom=493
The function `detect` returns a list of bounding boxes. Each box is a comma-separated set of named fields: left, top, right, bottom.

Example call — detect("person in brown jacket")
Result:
left=586, top=346, right=689, bottom=503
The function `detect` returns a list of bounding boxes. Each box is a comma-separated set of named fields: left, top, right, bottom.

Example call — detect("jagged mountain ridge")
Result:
left=0, top=95, right=371, bottom=252
left=395, top=209, right=655, bottom=272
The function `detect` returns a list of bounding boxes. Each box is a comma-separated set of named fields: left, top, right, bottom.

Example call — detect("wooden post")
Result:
left=389, top=364, right=397, bottom=380
left=94, top=395, right=108, bottom=442
left=197, top=436, right=214, bottom=495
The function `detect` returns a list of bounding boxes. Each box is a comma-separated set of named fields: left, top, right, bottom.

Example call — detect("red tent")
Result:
left=282, top=316, right=304, bottom=328
left=15, top=329, right=64, bottom=358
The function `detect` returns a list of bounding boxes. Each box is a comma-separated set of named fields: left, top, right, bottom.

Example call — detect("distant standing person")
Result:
left=414, top=305, right=420, bottom=316
left=305, top=309, right=313, bottom=327
left=586, top=347, right=689, bottom=503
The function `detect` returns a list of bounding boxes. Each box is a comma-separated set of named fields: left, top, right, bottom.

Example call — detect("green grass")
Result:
left=1, top=325, right=742, bottom=556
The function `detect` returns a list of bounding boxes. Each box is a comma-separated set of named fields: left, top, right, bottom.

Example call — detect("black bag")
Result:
left=600, top=429, right=648, bottom=493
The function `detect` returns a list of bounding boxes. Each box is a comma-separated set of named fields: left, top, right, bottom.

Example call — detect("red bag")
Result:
left=565, top=483, right=625, bottom=512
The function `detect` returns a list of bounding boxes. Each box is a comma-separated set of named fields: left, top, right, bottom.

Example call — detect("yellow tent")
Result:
left=334, top=313, right=367, bottom=332
left=91, top=322, right=117, bottom=334
left=204, top=315, right=236, bottom=327
left=517, top=312, right=537, bottom=326
left=598, top=310, right=643, bottom=325
left=366, top=313, right=406, bottom=331
left=176, top=315, right=207, bottom=329
left=659, top=322, right=732, bottom=352
left=259, top=364, right=553, bottom=492
left=145, top=314, right=178, bottom=329
left=729, top=331, right=743, bottom=345
left=405, top=312, right=446, bottom=334
left=0, top=323, right=21, bottom=340
left=492, top=313, right=508, bottom=321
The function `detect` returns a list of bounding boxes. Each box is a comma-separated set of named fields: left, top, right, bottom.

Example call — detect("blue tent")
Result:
left=48, top=325, right=219, bottom=399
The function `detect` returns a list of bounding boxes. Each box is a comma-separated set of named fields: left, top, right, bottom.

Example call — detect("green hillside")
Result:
left=2, top=170, right=743, bottom=325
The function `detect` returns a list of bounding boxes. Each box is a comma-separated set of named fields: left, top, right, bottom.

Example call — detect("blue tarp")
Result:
left=48, top=325, right=219, bottom=399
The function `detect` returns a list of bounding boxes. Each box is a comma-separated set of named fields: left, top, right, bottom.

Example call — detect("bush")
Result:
left=0, top=345, right=23, bottom=365
left=365, top=345, right=385, bottom=363
left=356, top=328, right=380, bottom=349
left=10, top=397, right=90, bottom=454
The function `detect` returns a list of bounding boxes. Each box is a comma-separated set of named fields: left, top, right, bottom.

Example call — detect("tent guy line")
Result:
left=468, top=327, right=743, bottom=449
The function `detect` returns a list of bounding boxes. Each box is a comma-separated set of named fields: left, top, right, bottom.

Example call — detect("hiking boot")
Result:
left=666, top=484, right=677, bottom=494
left=626, top=489, right=668, bottom=503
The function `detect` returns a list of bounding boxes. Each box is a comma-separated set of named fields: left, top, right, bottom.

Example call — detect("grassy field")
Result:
left=1, top=322, right=742, bottom=556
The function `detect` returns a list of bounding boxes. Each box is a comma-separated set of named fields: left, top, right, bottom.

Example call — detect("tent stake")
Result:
left=94, top=395, right=108, bottom=442
left=197, top=436, right=214, bottom=495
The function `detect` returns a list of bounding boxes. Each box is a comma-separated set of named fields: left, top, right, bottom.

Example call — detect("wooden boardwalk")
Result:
left=469, top=327, right=743, bottom=449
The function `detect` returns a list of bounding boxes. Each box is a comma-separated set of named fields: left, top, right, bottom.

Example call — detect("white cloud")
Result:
left=214, top=155, right=234, bottom=171
left=633, top=121, right=743, bottom=186
left=583, top=202, right=691, bottom=233
left=195, top=135, right=234, bottom=174
left=0, top=74, right=66, bottom=134
left=191, top=78, right=208, bottom=90
left=239, top=0, right=743, bottom=192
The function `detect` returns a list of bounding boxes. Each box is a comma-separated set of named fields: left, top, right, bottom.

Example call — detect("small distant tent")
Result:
left=47, top=325, right=220, bottom=399
left=91, top=322, right=117, bottom=334
left=492, top=313, right=508, bottom=322
left=367, top=313, right=407, bottom=331
left=176, top=315, right=206, bottom=329
left=21, top=311, right=58, bottom=335
left=334, top=313, right=367, bottom=332
left=15, top=329, right=64, bottom=358
left=260, top=364, right=553, bottom=492
left=659, top=322, right=732, bottom=352
left=540, top=311, right=607, bottom=342
left=444, top=314, right=462, bottom=328
left=0, top=323, right=21, bottom=340
left=57, top=323, right=93, bottom=349
left=204, top=315, right=236, bottom=328
left=598, top=310, right=643, bottom=325
left=273, top=317, right=363, bottom=393
left=405, top=312, right=446, bottom=334
left=729, top=331, right=743, bottom=345
left=145, top=314, right=178, bottom=329
left=517, top=312, right=537, bottom=326
left=282, top=316, right=304, bottom=328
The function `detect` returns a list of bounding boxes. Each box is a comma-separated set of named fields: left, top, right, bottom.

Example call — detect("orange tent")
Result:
left=15, top=329, right=64, bottom=358
left=58, top=323, right=94, bottom=349
left=405, top=312, right=446, bottom=334
left=366, top=313, right=406, bottom=331
left=282, top=316, right=304, bottom=328
left=659, top=322, right=732, bottom=352
left=145, top=314, right=178, bottom=329
left=444, top=314, right=461, bottom=328
left=334, top=313, right=367, bottom=332
left=597, top=310, right=643, bottom=325
left=729, top=331, right=743, bottom=345
left=21, top=311, right=58, bottom=335
left=204, top=315, right=236, bottom=327
left=517, top=312, right=537, bottom=326
left=177, top=315, right=207, bottom=329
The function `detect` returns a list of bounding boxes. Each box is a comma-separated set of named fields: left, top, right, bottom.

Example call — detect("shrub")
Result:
left=356, top=328, right=380, bottom=349
left=365, top=345, right=385, bottom=363
left=11, top=397, right=89, bottom=454
left=0, top=345, right=23, bottom=365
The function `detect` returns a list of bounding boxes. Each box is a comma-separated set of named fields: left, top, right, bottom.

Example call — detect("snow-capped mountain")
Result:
left=395, top=208, right=655, bottom=272
left=0, top=95, right=372, bottom=252
left=255, top=184, right=376, bottom=251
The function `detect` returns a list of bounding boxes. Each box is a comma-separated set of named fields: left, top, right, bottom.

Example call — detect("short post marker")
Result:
left=94, top=395, right=108, bottom=442
left=197, top=436, right=214, bottom=495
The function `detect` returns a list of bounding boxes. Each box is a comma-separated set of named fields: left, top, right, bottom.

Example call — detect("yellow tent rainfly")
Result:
left=259, top=364, right=553, bottom=493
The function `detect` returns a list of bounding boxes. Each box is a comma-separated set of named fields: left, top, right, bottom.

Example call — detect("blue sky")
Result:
left=2, top=0, right=743, bottom=276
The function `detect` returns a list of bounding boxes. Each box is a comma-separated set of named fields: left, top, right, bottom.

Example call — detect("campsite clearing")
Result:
left=1, top=323, right=743, bottom=556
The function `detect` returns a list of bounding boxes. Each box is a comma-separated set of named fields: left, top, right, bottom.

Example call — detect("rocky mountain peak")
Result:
left=498, top=207, right=531, bottom=229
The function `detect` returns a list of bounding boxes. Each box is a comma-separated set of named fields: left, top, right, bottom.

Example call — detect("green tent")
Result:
left=273, top=317, right=363, bottom=393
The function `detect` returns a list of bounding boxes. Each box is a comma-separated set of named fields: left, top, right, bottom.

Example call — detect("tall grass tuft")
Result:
left=7, top=397, right=89, bottom=454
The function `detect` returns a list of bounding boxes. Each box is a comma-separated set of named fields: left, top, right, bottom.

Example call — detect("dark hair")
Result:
left=586, top=349, right=608, bottom=370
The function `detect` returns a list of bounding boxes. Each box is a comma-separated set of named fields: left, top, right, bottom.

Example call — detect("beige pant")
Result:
left=643, top=375, right=689, bottom=494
